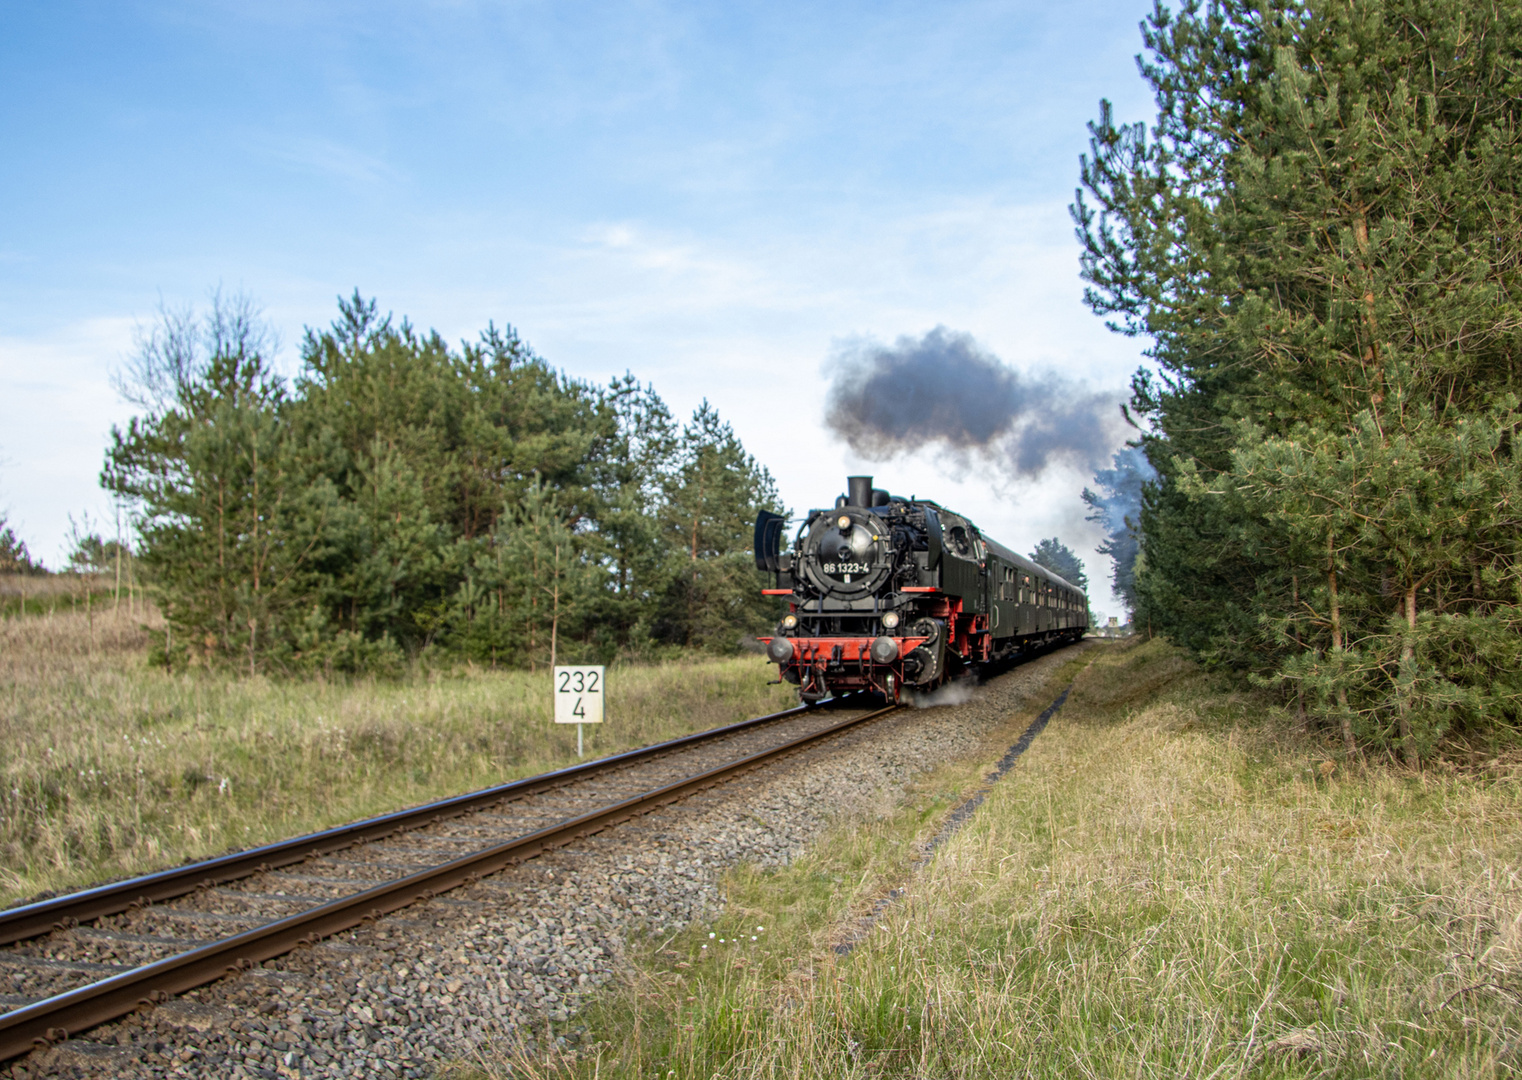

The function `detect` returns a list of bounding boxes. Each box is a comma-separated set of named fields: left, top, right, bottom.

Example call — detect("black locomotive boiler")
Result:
left=754, top=476, right=1088, bottom=702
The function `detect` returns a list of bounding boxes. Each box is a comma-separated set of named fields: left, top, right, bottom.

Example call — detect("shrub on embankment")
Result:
left=100, top=291, right=783, bottom=676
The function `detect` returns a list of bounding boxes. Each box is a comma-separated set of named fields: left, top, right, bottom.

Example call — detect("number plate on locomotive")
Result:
left=823, top=562, right=872, bottom=575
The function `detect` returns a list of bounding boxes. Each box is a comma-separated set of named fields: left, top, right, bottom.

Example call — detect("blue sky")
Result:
left=0, top=0, right=1156, bottom=612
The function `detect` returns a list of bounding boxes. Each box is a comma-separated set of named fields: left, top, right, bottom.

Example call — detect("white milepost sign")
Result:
left=553, top=665, right=604, bottom=757
left=554, top=666, right=604, bottom=724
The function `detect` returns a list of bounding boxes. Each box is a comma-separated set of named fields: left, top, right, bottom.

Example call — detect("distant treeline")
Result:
left=104, top=293, right=782, bottom=674
left=1, top=510, right=144, bottom=617
left=0, top=521, right=42, bottom=578
left=1078, top=1, right=1522, bottom=759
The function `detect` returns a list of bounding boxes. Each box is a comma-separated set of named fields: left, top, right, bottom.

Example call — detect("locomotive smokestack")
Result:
left=847, top=476, right=873, bottom=507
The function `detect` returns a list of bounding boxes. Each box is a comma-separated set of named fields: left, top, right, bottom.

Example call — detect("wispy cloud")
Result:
left=255, top=135, right=401, bottom=188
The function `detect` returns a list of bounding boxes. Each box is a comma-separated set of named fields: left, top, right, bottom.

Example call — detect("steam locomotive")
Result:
left=754, top=476, right=1087, bottom=702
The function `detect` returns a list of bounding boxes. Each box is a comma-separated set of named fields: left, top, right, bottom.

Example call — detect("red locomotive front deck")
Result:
left=757, top=635, right=930, bottom=700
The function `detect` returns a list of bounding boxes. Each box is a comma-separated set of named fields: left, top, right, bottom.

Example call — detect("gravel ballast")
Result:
left=11, top=645, right=1086, bottom=1079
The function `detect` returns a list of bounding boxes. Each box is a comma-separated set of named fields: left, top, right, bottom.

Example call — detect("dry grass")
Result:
left=0, top=572, right=124, bottom=618
left=482, top=639, right=1522, bottom=1079
left=0, top=605, right=796, bottom=904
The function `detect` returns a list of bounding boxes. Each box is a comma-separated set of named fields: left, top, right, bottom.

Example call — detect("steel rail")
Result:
left=0, top=696, right=861, bottom=948
left=0, top=701, right=899, bottom=1062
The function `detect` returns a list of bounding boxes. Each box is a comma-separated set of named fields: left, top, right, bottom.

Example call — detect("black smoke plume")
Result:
left=823, top=326, right=1124, bottom=479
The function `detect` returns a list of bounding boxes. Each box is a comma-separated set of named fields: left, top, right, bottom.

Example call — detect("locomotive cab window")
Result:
left=946, top=525, right=971, bottom=556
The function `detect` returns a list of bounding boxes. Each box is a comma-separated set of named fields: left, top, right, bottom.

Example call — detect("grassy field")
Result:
left=0, top=572, right=125, bottom=619
left=483, top=638, right=1522, bottom=1079
left=0, top=605, right=796, bottom=905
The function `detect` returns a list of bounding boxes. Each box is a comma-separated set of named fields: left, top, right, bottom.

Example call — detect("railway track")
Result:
left=0, top=694, right=901, bottom=1064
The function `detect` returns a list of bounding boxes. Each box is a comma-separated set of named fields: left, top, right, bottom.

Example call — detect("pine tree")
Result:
left=655, top=401, right=784, bottom=650
left=498, top=477, right=596, bottom=670
left=1075, top=0, right=1522, bottom=756
left=1029, top=538, right=1089, bottom=592
left=105, top=294, right=785, bottom=671
left=104, top=296, right=321, bottom=672
left=584, top=374, right=681, bottom=650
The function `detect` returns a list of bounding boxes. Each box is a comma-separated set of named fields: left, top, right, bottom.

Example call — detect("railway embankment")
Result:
left=3, top=612, right=1088, bottom=1077
left=507, top=638, right=1522, bottom=1080
left=0, top=606, right=795, bottom=906
left=11, top=631, right=1517, bottom=1077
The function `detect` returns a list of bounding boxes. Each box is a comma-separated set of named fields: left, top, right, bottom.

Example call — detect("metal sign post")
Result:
left=553, top=665, right=604, bottom=757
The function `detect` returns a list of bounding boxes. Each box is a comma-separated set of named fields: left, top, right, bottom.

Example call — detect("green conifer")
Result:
left=1076, top=0, right=1522, bottom=755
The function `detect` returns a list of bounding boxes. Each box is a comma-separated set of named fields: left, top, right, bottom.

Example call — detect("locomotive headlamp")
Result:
left=881, top=611, right=900, bottom=629
left=836, top=514, right=852, bottom=530
left=782, top=613, right=798, bottom=630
